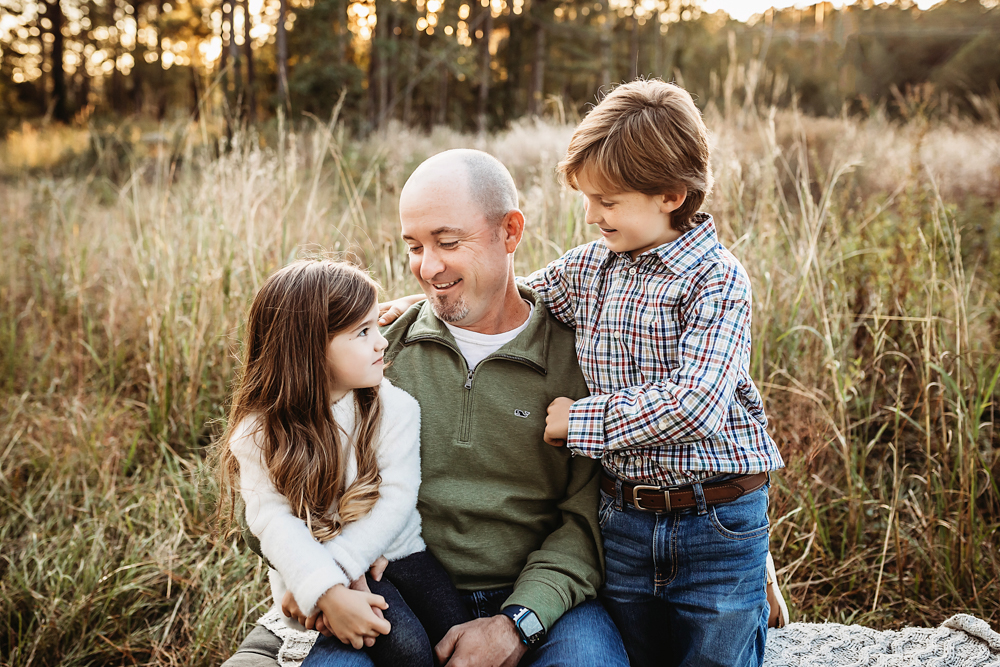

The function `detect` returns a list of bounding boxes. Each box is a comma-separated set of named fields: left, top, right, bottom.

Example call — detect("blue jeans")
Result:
left=462, top=589, right=628, bottom=667
left=303, top=586, right=628, bottom=667
left=599, top=481, right=771, bottom=667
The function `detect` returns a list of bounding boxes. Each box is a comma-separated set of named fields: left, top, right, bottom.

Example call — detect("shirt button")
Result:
left=658, top=420, right=668, bottom=430
left=642, top=313, right=654, bottom=324
left=613, top=331, right=621, bottom=340
left=628, top=268, right=637, bottom=276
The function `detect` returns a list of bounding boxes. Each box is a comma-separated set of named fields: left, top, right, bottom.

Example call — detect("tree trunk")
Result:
left=528, top=3, right=545, bottom=116
left=477, top=8, right=492, bottom=133
left=367, top=0, right=388, bottom=130
left=220, top=0, right=234, bottom=139
left=503, top=10, right=524, bottom=121
left=130, top=0, right=144, bottom=113
left=376, top=0, right=389, bottom=127
left=436, top=66, right=448, bottom=127
left=629, top=16, right=639, bottom=81
left=663, top=29, right=676, bottom=82
left=44, top=0, right=69, bottom=122
left=190, top=65, right=202, bottom=118
left=156, top=0, right=166, bottom=118
left=388, top=13, right=399, bottom=123
left=276, top=0, right=288, bottom=110
left=220, top=0, right=230, bottom=89
left=651, top=10, right=661, bottom=78
left=242, top=0, right=256, bottom=122
left=220, top=0, right=229, bottom=73
left=228, top=0, right=242, bottom=94
left=403, top=24, right=418, bottom=124
left=600, top=5, right=613, bottom=92
left=78, top=66, right=91, bottom=110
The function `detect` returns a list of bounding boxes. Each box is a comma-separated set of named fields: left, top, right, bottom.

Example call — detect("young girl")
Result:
left=217, top=260, right=469, bottom=667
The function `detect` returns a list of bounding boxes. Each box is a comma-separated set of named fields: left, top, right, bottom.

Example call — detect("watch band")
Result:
left=500, top=605, right=546, bottom=647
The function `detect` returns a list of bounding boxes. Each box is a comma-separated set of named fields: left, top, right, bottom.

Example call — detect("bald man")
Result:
left=223, top=150, right=628, bottom=667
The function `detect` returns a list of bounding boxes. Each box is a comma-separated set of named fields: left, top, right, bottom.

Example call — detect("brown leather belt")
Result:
left=600, top=471, right=769, bottom=512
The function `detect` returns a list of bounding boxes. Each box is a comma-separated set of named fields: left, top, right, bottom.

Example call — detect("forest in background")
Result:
left=1, top=0, right=1000, bottom=134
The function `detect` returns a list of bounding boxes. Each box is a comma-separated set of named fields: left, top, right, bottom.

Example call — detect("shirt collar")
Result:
left=609, top=213, right=718, bottom=274
left=402, top=284, right=551, bottom=374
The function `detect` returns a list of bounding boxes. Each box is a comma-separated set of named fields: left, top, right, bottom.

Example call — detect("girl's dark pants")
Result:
left=303, top=550, right=471, bottom=667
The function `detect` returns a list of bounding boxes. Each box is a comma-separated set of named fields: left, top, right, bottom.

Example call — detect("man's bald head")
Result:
left=402, top=149, right=519, bottom=225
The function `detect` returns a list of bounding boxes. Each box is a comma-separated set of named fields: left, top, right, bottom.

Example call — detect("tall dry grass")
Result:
left=2, top=99, right=999, bottom=664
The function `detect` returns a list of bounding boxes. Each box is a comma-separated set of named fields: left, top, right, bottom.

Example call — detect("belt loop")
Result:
left=692, top=481, right=708, bottom=515
left=614, top=476, right=624, bottom=511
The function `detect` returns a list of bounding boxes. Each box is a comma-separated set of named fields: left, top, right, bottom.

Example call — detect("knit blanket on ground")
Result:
left=764, top=614, right=1000, bottom=666
left=259, top=607, right=1000, bottom=667
left=259, top=608, right=318, bottom=667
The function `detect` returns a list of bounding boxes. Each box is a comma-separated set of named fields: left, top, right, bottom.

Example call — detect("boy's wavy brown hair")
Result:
left=216, top=260, right=382, bottom=542
left=558, top=79, right=714, bottom=233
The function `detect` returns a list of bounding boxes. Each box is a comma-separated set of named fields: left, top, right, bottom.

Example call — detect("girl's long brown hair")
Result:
left=217, top=260, right=382, bottom=541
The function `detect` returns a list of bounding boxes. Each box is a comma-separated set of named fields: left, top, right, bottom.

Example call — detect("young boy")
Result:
left=527, top=79, right=785, bottom=667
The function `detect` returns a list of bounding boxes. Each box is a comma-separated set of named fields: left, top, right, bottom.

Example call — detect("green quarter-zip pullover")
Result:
left=382, top=285, right=602, bottom=632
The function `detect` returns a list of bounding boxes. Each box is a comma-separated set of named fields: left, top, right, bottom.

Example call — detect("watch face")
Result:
left=519, top=612, right=544, bottom=639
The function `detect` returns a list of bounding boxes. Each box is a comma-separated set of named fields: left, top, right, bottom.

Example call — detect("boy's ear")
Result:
left=658, top=190, right=687, bottom=214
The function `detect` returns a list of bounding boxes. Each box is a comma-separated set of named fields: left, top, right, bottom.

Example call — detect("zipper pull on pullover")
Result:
left=464, top=369, right=475, bottom=390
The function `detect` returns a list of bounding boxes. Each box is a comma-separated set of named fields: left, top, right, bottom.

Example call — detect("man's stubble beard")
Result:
left=429, top=294, right=470, bottom=323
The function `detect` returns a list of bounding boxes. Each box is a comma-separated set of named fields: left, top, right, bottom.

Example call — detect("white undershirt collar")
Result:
left=443, top=301, right=534, bottom=370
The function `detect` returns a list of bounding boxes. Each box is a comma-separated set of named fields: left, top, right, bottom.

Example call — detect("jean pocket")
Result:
left=598, top=491, right=615, bottom=530
left=709, top=490, right=770, bottom=541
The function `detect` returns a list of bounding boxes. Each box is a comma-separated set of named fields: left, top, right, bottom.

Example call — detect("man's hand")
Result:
left=281, top=590, right=309, bottom=627
left=282, top=590, right=333, bottom=638
left=368, top=555, right=389, bottom=581
left=315, top=584, right=391, bottom=650
left=544, top=397, right=574, bottom=446
left=435, top=615, right=527, bottom=667
left=378, top=295, right=425, bottom=325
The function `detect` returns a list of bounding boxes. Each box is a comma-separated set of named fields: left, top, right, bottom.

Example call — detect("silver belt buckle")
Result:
left=631, top=484, right=671, bottom=512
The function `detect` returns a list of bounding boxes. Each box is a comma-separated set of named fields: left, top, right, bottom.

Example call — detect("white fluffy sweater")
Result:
left=230, top=379, right=425, bottom=619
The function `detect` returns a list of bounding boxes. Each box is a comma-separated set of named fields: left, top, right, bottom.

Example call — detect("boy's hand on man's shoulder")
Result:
left=544, top=397, right=574, bottom=447
left=378, top=294, right=425, bottom=326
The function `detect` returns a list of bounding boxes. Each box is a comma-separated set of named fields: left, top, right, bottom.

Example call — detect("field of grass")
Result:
left=2, top=101, right=1000, bottom=665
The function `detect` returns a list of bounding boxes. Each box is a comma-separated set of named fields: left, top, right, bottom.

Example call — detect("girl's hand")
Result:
left=544, top=397, right=574, bottom=446
left=348, top=574, right=384, bottom=647
left=378, top=295, right=425, bottom=326
left=316, top=584, right=391, bottom=649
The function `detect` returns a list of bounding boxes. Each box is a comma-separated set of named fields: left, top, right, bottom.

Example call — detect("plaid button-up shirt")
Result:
left=524, top=214, right=784, bottom=485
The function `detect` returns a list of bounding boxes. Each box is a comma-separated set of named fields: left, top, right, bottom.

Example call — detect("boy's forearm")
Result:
left=565, top=377, right=738, bottom=456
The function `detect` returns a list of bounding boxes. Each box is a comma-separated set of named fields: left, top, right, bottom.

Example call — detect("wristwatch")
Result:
left=500, top=605, right=546, bottom=647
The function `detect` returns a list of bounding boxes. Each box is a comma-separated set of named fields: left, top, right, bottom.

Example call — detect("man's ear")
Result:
left=659, top=190, right=687, bottom=215
left=500, top=209, right=525, bottom=253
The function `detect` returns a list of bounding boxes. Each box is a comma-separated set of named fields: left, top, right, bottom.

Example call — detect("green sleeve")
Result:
left=503, top=454, right=604, bottom=631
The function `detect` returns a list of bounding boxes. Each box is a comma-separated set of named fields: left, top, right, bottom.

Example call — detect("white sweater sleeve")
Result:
left=230, top=418, right=349, bottom=617
left=322, top=383, right=424, bottom=581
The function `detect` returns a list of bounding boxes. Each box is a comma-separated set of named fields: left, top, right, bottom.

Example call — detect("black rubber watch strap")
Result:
left=500, top=605, right=546, bottom=647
